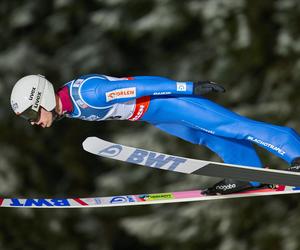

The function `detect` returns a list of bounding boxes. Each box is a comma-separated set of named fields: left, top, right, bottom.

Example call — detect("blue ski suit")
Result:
left=60, top=74, right=300, bottom=185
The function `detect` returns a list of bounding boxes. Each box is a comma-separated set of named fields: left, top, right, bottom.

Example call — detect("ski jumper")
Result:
left=57, top=74, right=300, bottom=181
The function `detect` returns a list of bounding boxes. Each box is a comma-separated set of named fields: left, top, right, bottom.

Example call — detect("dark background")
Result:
left=1, top=0, right=300, bottom=249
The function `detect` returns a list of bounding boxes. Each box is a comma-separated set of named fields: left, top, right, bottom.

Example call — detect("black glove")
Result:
left=193, top=81, right=225, bottom=96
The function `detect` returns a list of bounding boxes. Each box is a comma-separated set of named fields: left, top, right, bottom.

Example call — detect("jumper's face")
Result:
left=30, top=108, right=54, bottom=128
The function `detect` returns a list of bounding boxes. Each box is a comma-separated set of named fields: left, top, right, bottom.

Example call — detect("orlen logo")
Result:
left=29, top=87, right=36, bottom=101
left=106, top=87, right=136, bottom=102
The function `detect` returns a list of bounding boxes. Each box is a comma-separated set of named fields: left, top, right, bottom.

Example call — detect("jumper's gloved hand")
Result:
left=193, top=81, right=225, bottom=96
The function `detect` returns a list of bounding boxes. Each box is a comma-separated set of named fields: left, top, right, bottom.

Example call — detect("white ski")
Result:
left=1, top=187, right=299, bottom=208
left=82, top=137, right=300, bottom=186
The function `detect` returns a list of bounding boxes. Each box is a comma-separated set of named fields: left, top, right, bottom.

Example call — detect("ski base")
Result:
left=82, top=137, right=300, bottom=186
left=1, top=186, right=299, bottom=208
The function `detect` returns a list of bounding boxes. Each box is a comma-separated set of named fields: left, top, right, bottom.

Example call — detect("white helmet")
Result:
left=10, top=75, right=56, bottom=122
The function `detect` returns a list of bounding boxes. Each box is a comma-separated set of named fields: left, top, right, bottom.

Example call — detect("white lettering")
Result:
left=247, top=136, right=286, bottom=155
left=216, top=184, right=236, bottom=191
left=130, top=104, right=145, bottom=121
left=153, top=92, right=172, bottom=95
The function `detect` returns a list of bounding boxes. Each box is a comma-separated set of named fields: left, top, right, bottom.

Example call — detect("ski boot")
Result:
left=201, top=178, right=265, bottom=195
left=288, top=157, right=300, bottom=172
left=286, top=157, right=300, bottom=190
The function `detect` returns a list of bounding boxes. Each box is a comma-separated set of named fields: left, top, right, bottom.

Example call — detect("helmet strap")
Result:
left=51, top=110, right=66, bottom=122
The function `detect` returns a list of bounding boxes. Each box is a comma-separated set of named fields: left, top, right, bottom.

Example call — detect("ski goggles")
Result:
left=19, top=107, right=41, bottom=123
left=19, top=108, right=63, bottom=123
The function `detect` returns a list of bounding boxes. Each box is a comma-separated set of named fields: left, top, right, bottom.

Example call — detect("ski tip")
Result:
left=82, top=138, right=89, bottom=150
left=82, top=137, right=100, bottom=150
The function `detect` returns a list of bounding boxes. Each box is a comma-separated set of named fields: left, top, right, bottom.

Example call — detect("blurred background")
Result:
left=1, top=0, right=300, bottom=249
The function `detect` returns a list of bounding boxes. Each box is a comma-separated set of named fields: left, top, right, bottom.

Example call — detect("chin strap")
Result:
left=51, top=110, right=66, bottom=122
